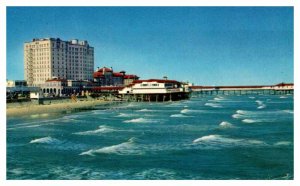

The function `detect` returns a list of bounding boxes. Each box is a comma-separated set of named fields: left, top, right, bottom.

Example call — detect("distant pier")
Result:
left=190, top=83, right=293, bottom=95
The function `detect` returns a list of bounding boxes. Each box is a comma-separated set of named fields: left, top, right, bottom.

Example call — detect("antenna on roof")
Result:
left=163, top=76, right=168, bottom=80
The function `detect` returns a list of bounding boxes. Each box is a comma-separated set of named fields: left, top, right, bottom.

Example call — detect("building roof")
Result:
left=92, top=86, right=124, bottom=91
left=93, top=71, right=104, bottom=78
left=124, top=75, right=139, bottom=79
left=98, top=67, right=113, bottom=72
left=93, top=67, right=114, bottom=78
left=275, top=83, right=294, bottom=86
left=113, top=72, right=124, bottom=77
left=133, top=79, right=179, bottom=84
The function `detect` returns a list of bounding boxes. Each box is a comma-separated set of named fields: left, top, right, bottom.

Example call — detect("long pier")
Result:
left=190, top=83, right=293, bottom=95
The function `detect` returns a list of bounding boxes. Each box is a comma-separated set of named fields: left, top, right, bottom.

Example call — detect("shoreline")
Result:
left=6, top=99, right=118, bottom=117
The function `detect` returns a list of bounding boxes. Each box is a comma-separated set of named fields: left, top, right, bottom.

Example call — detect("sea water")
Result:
left=7, top=95, right=294, bottom=179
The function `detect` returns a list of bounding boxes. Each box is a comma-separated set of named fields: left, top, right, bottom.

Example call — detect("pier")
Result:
left=190, top=83, right=293, bottom=96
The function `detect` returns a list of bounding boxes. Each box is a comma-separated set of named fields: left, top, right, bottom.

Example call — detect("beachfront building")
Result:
left=124, top=74, right=139, bottom=86
left=6, top=80, right=27, bottom=87
left=93, top=67, right=139, bottom=86
left=119, top=79, right=191, bottom=101
left=24, top=38, right=94, bottom=87
left=40, top=78, right=93, bottom=97
left=272, top=83, right=294, bottom=90
left=6, top=80, right=40, bottom=102
left=40, top=78, right=68, bottom=97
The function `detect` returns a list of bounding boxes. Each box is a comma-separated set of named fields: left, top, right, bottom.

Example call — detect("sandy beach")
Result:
left=6, top=99, right=113, bottom=117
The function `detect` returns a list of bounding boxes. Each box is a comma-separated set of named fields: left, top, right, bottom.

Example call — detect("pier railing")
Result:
left=190, top=85, right=293, bottom=95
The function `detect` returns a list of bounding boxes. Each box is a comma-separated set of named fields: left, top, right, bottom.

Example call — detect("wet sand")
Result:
left=7, top=99, right=111, bottom=117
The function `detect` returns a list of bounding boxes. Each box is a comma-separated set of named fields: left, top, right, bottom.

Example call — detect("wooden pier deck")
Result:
left=190, top=83, right=293, bottom=95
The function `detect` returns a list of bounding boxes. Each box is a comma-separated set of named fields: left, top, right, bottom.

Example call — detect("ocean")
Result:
left=7, top=94, right=294, bottom=180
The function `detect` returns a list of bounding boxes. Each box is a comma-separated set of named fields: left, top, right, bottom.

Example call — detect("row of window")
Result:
left=141, top=84, right=160, bottom=87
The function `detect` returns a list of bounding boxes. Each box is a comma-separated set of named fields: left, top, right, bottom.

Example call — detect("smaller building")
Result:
left=124, top=74, right=139, bottom=86
left=40, top=78, right=94, bottom=97
left=6, top=80, right=40, bottom=102
left=6, top=80, right=27, bottom=87
left=93, top=67, right=139, bottom=86
left=272, top=83, right=294, bottom=90
left=119, top=79, right=191, bottom=101
left=41, top=78, right=67, bottom=97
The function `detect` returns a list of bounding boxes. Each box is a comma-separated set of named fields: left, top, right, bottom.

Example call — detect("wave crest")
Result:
left=30, top=137, right=61, bottom=144
left=73, top=125, right=116, bottom=135
left=170, top=114, right=192, bottom=118
left=219, top=121, right=234, bottom=128
left=80, top=138, right=141, bottom=156
left=242, top=119, right=260, bottom=123
left=193, top=135, right=266, bottom=149
left=205, top=103, right=222, bottom=108
left=124, top=118, right=160, bottom=123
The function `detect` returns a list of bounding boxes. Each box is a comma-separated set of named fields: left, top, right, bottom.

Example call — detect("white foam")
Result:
left=236, top=110, right=248, bottom=115
left=115, top=113, right=136, bottom=117
left=73, top=125, right=116, bottom=135
left=134, top=168, right=177, bottom=179
left=180, top=109, right=191, bottom=114
left=137, top=109, right=152, bottom=112
left=79, top=138, right=141, bottom=156
left=214, top=97, right=225, bottom=101
left=193, top=135, right=221, bottom=143
left=255, top=100, right=264, bottom=105
left=170, top=114, right=192, bottom=118
left=274, top=141, right=292, bottom=146
left=219, top=121, right=234, bottom=128
left=123, top=118, right=159, bottom=123
left=205, top=103, right=222, bottom=108
left=193, top=135, right=266, bottom=148
left=30, top=137, right=60, bottom=144
left=249, top=96, right=255, bottom=99
left=242, top=119, right=259, bottom=123
left=9, top=168, right=24, bottom=175
left=257, top=104, right=266, bottom=109
left=180, top=109, right=204, bottom=114
left=232, top=114, right=244, bottom=119
left=283, top=110, right=294, bottom=114
left=280, top=96, right=287, bottom=99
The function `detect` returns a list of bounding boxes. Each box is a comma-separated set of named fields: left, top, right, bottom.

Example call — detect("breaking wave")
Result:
left=192, top=135, right=265, bottom=149
left=236, top=110, right=248, bottom=115
left=255, top=100, right=264, bottom=105
left=242, top=119, right=261, bottom=123
left=283, top=110, right=293, bottom=114
left=274, top=141, right=292, bottom=146
left=213, top=97, right=226, bottom=101
left=219, top=121, right=234, bottom=128
left=137, top=109, right=153, bottom=112
left=170, top=114, right=192, bottom=118
left=232, top=114, right=244, bottom=119
left=257, top=104, right=266, bottom=109
left=180, top=109, right=205, bottom=114
left=205, top=103, right=222, bottom=108
left=80, top=138, right=142, bottom=156
left=73, top=125, right=117, bottom=135
left=115, top=113, right=136, bottom=117
left=124, top=118, right=160, bottom=123
left=30, top=137, right=61, bottom=144
left=280, top=96, right=287, bottom=99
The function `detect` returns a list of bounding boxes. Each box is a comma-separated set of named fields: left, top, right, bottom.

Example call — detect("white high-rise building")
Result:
left=24, top=38, right=94, bottom=86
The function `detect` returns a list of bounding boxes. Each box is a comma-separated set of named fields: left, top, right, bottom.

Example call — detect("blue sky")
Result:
left=7, top=7, right=293, bottom=85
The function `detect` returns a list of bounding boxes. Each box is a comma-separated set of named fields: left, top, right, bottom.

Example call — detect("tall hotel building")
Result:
left=24, top=38, right=94, bottom=86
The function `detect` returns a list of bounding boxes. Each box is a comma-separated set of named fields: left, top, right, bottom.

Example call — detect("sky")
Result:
left=6, top=7, right=293, bottom=85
